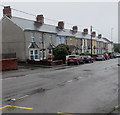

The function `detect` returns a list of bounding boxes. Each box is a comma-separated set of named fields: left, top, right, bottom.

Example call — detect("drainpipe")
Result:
left=42, top=32, right=44, bottom=60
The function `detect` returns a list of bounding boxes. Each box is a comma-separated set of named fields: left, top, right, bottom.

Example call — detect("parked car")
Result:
left=81, top=55, right=94, bottom=63
left=67, top=55, right=84, bottom=65
left=108, top=53, right=117, bottom=59
left=96, top=54, right=106, bottom=61
left=92, top=54, right=98, bottom=61
left=103, top=53, right=110, bottom=60
left=115, top=53, right=120, bottom=58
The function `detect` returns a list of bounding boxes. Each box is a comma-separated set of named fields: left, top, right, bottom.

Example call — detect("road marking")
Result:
left=78, top=77, right=82, bottom=79
left=0, top=105, right=33, bottom=110
left=57, top=112, right=75, bottom=115
left=0, top=105, right=9, bottom=109
left=67, top=80, right=73, bottom=83
left=18, top=95, right=29, bottom=100
left=2, top=77, right=17, bottom=80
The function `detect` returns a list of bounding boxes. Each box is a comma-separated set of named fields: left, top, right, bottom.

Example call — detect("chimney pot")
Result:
left=36, top=15, right=44, bottom=24
left=58, top=21, right=64, bottom=29
left=72, top=26, right=78, bottom=32
left=91, top=31, right=96, bottom=37
left=83, top=28, right=88, bottom=34
left=98, top=34, right=102, bottom=38
left=3, top=6, right=12, bottom=18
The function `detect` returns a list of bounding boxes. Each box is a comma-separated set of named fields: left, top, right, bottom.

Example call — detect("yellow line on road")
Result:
left=0, top=105, right=9, bottom=109
left=0, top=105, right=33, bottom=110
left=57, top=112, right=75, bottom=115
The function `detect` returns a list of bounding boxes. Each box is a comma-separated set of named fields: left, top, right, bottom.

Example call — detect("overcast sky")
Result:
left=0, top=2, right=118, bottom=43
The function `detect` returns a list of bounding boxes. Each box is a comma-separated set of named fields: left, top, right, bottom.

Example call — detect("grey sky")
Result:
left=0, top=2, right=118, bottom=43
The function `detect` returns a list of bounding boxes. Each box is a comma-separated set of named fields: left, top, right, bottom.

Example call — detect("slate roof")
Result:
left=47, top=43, right=55, bottom=49
left=56, top=29, right=74, bottom=37
left=10, top=16, right=74, bottom=37
left=2, top=16, right=110, bottom=43
left=96, top=37, right=108, bottom=43
left=103, top=37, right=112, bottom=43
left=74, top=31, right=83, bottom=38
left=28, top=42, right=39, bottom=49
left=10, top=17, right=57, bottom=34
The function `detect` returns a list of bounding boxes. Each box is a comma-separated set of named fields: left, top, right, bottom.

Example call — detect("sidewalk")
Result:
left=2, top=63, right=69, bottom=79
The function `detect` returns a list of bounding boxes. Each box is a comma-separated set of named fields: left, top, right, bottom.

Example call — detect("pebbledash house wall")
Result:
left=0, top=21, right=2, bottom=59
left=2, top=17, right=26, bottom=61
left=24, top=30, right=57, bottom=60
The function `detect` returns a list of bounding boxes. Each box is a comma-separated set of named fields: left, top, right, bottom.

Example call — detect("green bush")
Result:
left=53, top=44, right=70, bottom=63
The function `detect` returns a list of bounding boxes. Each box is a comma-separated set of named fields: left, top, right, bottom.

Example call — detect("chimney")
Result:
left=91, top=31, right=96, bottom=37
left=36, top=15, right=44, bottom=24
left=3, top=6, right=12, bottom=18
left=58, top=21, right=64, bottom=29
left=83, top=28, right=88, bottom=34
left=98, top=34, right=102, bottom=38
left=72, top=26, right=78, bottom=32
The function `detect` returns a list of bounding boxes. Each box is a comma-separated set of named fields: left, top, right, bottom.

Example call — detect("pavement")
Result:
left=2, top=63, right=71, bottom=79
left=1, top=58, right=119, bottom=114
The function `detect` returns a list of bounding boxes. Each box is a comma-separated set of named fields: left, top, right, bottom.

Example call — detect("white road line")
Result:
left=18, top=95, right=29, bottom=100
left=78, top=77, right=83, bottom=79
left=67, top=80, right=73, bottom=83
left=10, top=95, right=29, bottom=102
left=2, top=77, right=17, bottom=80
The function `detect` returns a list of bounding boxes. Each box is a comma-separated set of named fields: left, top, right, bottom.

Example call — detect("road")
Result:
left=2, top=58, right=119, bottom=113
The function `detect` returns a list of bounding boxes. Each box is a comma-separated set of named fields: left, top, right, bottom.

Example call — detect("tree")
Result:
left=53, top=44, right=70, bottom=63
left=114, top=43, right=120, bottom=53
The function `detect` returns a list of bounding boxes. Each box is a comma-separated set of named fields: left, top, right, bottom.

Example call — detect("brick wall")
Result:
left=27, top=59, right=63, bottom=66
left=0, top=58, right=18, bottom=71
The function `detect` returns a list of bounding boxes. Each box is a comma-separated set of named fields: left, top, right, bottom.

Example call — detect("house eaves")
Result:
left=24, top=29, right=57, bottom=34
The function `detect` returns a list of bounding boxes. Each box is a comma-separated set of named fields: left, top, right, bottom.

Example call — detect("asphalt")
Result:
left=1, top=58, right=119, bottom=114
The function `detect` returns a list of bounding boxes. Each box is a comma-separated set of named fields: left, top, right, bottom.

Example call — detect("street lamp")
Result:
left=111, top=28, right=114, bottom=52
left=111, top=27, right=114, bottom=42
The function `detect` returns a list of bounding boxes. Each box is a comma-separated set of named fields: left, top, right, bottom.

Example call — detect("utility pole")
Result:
left=90, top=26, right=93, bottom=56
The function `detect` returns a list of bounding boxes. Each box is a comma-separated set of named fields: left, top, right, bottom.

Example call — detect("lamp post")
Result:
left=111, top=28, right=114, bottom=52
left=111, top=28, right=114, bottom=42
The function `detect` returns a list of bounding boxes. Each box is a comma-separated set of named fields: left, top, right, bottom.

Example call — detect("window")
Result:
left=31, top=33, right=35, bottom=42
left=29, top=49, right=39, bottom=60
left=61, top=37, right=65, bottom=44
left=30, top=55, right=34, bottom=60
left=50, top=35, right=52, bottom=43
left=35, top=50, right=39, bottom=59
left=30, top=50, right=33, bottom=55
left=35, top=50, right=38, bottom=54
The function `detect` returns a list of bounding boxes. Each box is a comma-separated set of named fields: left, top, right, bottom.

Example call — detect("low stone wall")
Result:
left=0, top=58, right=18, bottom=71
left=27, top=60, right=63, bottom=66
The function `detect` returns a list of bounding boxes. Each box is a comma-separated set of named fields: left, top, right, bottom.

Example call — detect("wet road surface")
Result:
left=2, top=58, right=119, bottom=113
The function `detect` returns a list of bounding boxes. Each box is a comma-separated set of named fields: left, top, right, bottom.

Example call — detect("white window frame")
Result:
left=29, top=49, right=40, bottom=61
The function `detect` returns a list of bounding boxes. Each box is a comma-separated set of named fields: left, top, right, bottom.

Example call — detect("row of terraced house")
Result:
left=0, top=6, right=114, bottom=62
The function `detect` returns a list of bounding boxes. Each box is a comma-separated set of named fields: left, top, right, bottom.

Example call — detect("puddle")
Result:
left=55, top=67, right=66, bottom=70
left=83, top=69, right=92, bottom=71
left=73, top=76, right=82, bottom=80
left=27, top=88, right=47, bottom=95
